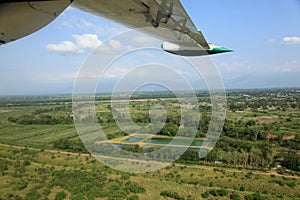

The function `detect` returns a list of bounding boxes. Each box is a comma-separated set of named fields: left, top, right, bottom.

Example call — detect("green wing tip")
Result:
left=207, top=47, right=234, bottom=55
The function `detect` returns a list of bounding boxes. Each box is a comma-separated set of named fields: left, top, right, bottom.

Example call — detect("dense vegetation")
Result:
left=0, top=88, right=299, bottom=199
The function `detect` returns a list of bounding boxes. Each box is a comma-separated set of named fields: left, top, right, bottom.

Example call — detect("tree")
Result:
left=259, top=143, right=272, bottom=167
left=246, top=120, right=256, bottom=127
left=281, top=151, right=300, bottom=171
left=205, top=149, right=218, bottom=163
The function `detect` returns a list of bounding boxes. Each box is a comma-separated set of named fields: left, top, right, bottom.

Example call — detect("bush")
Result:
left=127, top=195, right=139, bottom=200
left=239, top=186, right=246, bottom=191
left=42, top=189, right=51, bottom=196
left=50, top=170, right=107, bottom=197
left=55, top=191, right=67, bottom=200
left=209, top=189, right=229, bottom=197
left=0, top=161, right=8, bottom=171
left=160, top=190, right=185, bottom=200
left=23, top=160, right=31, bottom=166
left=125, top=181, right=145, bottom=194
left=53, top=139, right=87, bottom=153
left=107, top=190, right=127, bottom=200
left=70, top=194, right=85, bottom=200
left=26, top=188, right=41, bottom=200
left=121, top=173, right=130, bottom=180
left=245, top=192, right=264, bottom=200
left=201, top=191, right=209, bottom=198
left=13, top=181, right=27, bottom=191
left=4, top=193, right=23, bottom=200
left=230, top=192, right=241, bottom=200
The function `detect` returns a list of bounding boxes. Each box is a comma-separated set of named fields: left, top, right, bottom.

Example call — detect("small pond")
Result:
left=145, top=137, right=203, bottom=147
left=121, top=136, right=146, bottom=143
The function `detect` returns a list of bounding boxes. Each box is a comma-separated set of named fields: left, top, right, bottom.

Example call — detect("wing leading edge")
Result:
left=0, top=0, right=232, bottom=56
left=75, top=0, right=232, bottom=56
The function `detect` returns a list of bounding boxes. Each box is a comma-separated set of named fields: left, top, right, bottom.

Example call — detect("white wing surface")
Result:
left=75, top=0, right=210, bottom=50
left=1, top=0, right=232, bottom=56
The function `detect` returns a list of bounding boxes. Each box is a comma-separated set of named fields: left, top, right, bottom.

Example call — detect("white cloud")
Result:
left=46, top=41, right=83, bottom=54
left=283, top=36, right=300, bottom=45
left=46, top=34, right=102, bottom=54
left=108, top=40, right=124, bottom=50
left=73, top=34, right=102, bottom=49
left=94, top=39, right=133, bottom=53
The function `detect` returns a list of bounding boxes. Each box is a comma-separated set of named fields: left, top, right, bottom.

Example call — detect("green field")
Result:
left=0, top=89, right=299, bottom=199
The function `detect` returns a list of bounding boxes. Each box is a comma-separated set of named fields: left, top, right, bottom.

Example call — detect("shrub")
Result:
left=107, top=190, right=127, bottom=200
left=127, top=195, right=139, bottom=200
left=160, top=190, right=185, bottom=200
left=0, top=161, right=8, bottom=171
left=230, top=192, right=241, bottom=200
left=201, top=191, right=209, bottom=198
left=26, top=188, right=41, bottom=200
left=245, top=192, right=264, bottom=200
left=42, top=189, right=51, bottom=196
left=239, top=186, right=246, bottom=191
left=23, top=160, right=31, bottom=166
left=209, top=189, right=229, bottom=197
left=13, top=181, right=27, bottom=191
left=55, top=191, right=67, bottom=200
left=70, top=194, right=85, bottom=200
left=4, top=193, right=23, bottom=200
left=121, top=173, right=130, bottom=180
left=125, top=181, right=145, bottom=194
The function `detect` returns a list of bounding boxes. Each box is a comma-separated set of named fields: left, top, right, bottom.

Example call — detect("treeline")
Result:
left=53, top=138, right=88, bottom=153
left=178, top=142, right=300, bottom=172
left=228, top=97, right=299, bottom=111
left=222, top=119, right=265, bottom=141
left=8, top=113, right=73, bottom=125
left=1, top=99, right=72, bottom=107
left=32, top=105, right=72, bottom=115
left=52, top=137, right=300, bottom=172
left=222, top=118, right=300, bottom=150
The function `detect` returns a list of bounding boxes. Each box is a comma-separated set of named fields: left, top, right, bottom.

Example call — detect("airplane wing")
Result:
left=0, top=0, right=232, bottom=56
left=75, top=0, right=210, bottom=47
left=75, top=0, right=232, bottom=56
left=0, top=0, right=71, bottom=44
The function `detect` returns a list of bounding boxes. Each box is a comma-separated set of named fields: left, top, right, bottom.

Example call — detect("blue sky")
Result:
left=0, top=0, right=300, bottom=95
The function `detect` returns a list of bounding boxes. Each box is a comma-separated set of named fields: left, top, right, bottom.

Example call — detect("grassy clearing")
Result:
left=0, top=145, right=299, bottom=200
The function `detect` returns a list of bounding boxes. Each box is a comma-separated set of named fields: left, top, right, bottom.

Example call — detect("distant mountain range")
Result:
left=223, top=71, right=300, bottom=89
left=1, top=71, right=299, bottom=96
